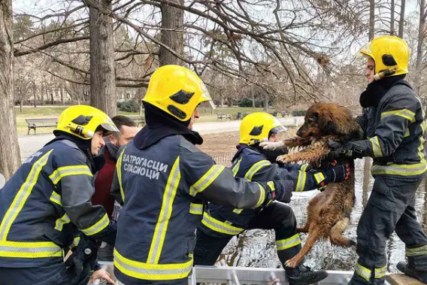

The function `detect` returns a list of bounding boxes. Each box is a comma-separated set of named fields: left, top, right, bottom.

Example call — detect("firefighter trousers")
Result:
left=350, top=176, right=427, bottom=285
left=194, top=201, right=301, bottom=267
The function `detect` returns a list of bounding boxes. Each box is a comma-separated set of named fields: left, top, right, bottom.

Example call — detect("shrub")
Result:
left=118, top=100, right=139, bottom=113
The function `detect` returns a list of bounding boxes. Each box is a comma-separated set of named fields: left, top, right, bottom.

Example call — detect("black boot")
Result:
left=285, top=264, right=328, bottom=285
left=397, top=261, right=427, bottom=284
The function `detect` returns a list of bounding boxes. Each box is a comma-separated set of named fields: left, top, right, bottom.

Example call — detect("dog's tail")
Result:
left=329, top=217, right=356, bottom=247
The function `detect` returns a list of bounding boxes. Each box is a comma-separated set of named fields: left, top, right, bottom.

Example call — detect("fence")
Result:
left=211, top=152, right=235, bottom=167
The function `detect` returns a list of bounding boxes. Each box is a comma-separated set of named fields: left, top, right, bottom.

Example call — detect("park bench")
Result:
left=217, top=113, right=232, bottom=120
left=281, top=110, right=289, bottom=117
left=126, top=115, right=145, bottom=127
left=25, top=118, right=58, bottom=135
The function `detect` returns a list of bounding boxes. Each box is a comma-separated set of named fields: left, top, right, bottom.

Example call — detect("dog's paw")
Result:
left=285, top=258, right=299, bottom=268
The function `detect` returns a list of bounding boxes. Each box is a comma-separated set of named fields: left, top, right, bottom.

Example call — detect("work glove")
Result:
left=327, top=140, right=370, bottom=160
left=267, top=180, right=294, bottom=204
left=259, top=141, right=287, bottom=151
left=312, top=163, right=351, bottom=191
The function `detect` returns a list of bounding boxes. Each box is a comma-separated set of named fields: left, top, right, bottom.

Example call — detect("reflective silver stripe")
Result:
left=371, top=160, right=427, bottom=176
left=295, top=170, right=307, bottom=192
left=406, top=245, right=427, bottom=256
left=369, top=136, right=383, bottom=158
left=114, top=249, right=193, bottom=280
left=314, top=172, right=325, bottom=184
left=147, top=157, right=181, bottom=264
left=0, top=150, right=53, bottom=241
left=49, top=191, right=62, bottom=206
left=189, top=203, right=203, bottom=215
left=244, top=160, right=270, bottom=181
left=375, top=266, right=387, bottom=278
left=81, top=213, right=110, bottom=236
left=201, top=213, right=243, bottom=235
left=49, top=165, right=92, bottom=184
left=276, top=234, right=301, bottom=251
left=189, top=165, right=224, bottom=196
left=232, top=158, right=242, bottom=176
left=381, top=109, right=415, bottom=122
left=54, top=213, right=70, bottom=231
left=253, top=183, right=266, bottom=208
left=0, top=241, right=62, bottom=258
left=355, top=263, right=371, bottom=282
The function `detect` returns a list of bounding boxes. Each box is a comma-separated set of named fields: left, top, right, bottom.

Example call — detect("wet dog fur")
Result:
left=279, top=103, right=362, bottom=268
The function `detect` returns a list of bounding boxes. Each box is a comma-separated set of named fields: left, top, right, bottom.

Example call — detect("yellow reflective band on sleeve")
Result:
left=371, top=159, right=427, bottom=176
left=71, top=237, right=80, bottom=249
left=147, top=157, right=181, bottom=264
left=406, top=245, right=427, bottom=256
left=355, top=262, right=372, bottom=282
left=381, top=109, right=415, bottom=122
left=0, top=150, right=53, bottom=241
left=189, top=203, right=203, bottom=215
left=253, top=183, right=266, bottom=208
left=369, top=136, right=384, bottom=158
left=232, top=158, right=242, bottom=177
left=314, top=172, right=325, bottom=184
left=114, top=248, right=193, bottom=280
left=276, top=234, right=301, bottom=251
left=300, top=164, right=309, bottom=171
left=54, top=213, right=71, bottom=231
left=419, top=121, right=426, bottom=161
left=49, top=165, right=93, bottom=185
left=116, top=147, right=126, bottom=203
left=0, top=240, right=62, bottom=258
left=201, top=212, right=244, bottom=235
left=233, top=208, right=243, bottom=214
left=403, top=128, right=410, bottom=138
left=49, top=191, right=62, bottom=206
left=244, top=160, right=270, bottom=181
left=295, top=170, right=307, bottom=192
left=375, top=266, right=387, bottom=278
left=267, top=181, right=275, bottom=191
left=81, top=213, right=110, bottom=236
left=189, top=165, right=225, bottom=197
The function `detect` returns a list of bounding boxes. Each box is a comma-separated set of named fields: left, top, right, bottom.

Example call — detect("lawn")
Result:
left=15, top=106, right=268, bottom=135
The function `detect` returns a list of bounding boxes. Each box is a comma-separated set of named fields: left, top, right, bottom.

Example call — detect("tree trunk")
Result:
left=391, top=0, right=395, bottom=35
left=251, top=87, right=255, bottom=108
left=159, top=0, right=184, bottom=66
left=88, top=0, right=116, bottom=117
left=415, top=0, right=426, bottom=95
left=369, top=0, right=375, bottom=40
left=399, top=0, right=406, bottom=38
left=32, top=81, right=37, bottom=108
left=263, top=97, right=268, bottom=112
left=0, top=0, right=21, bottom=180
left=60, top=85, right=64, bottom=105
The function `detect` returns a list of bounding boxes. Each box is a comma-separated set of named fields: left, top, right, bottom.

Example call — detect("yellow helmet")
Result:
left=239, top=112, right=287, bottom=144
left=55, top=105, right=119, bottom=140
left=142, top=65, right=215, bottom=121
left=357, top=35, right=409, bottom=79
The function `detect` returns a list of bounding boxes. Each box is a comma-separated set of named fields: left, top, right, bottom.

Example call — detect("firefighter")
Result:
left=110, top=65, right=294, bottom=285
left=325, top=36, right=427, bottom=284
left=194, top=112, right=350, bottom=285
left=0, top=105, right=119, bottom=285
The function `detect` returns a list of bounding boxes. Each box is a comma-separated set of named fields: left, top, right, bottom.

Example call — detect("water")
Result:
left=212, top=157, right=427, bottom=274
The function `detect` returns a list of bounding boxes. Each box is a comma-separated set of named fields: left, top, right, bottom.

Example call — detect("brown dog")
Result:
left=278, top=103, right=362, bottom=268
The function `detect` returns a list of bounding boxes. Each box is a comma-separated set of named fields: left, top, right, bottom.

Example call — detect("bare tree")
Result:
left=159, top=0, right=184, bottom=66
left=415, top=0, right=426, bottom=95
left=399, top=0, right=406, bottom=38
left=0, top=0, right=21, bottom=180
left=370, top=0, right=375, bottom=40
left=391, top=0, right=395, bottom=35
left=86, top=0, right=116, bottom=117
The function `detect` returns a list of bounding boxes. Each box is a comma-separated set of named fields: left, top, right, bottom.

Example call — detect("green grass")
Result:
left=14, top=106, right=270, bottom=135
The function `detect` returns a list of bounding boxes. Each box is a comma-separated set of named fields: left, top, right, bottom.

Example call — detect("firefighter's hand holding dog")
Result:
left=327, top=140, right=370, bottom=160
left=259, top=140, right=287, bottom=151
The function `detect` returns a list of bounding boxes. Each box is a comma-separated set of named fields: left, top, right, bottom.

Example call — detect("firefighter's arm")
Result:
left=181, top=149, right=293, bottom=207
left=356, top=108, right=369, bottom=138
left=54, top=149, right=116, bottom=245
left=110, top=146, right=126, bottom=206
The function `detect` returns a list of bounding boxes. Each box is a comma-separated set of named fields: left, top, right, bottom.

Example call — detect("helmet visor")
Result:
left=356, top=42, right=373, bottom=59
left=199, top=82, right=216, bottom=109
left=270, top=125, right=287, bottom=134
left=100, top=123, right=120, bottom=136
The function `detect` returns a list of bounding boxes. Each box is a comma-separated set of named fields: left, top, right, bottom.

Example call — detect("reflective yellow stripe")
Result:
left=300, top=164, right=309, bottom=171
left=314, top=172, right=325, bottom=184
left=267, top=181, right=275, bottom=191
left=189, top=203, right=203, bottom=215
left=147, top=157, right=181, bottom=264
left=419, top=121, right=426, bottom=161
left=81, top=213, right=110, bottom=236
left=189, top=165, right=225, bottom=197
left=381, top=109, right=415, bottom=122
left=276, top=234, right=301, bottom=251
left=371, top=160, right=427, bottom=176
left=71, top=237, right=80, bottom=248
left=49, top=191, right=62, bottom=206
left=54, top=213, right=70, bottom=231
left=403, top=128, right=410, bottom=138
left=232, top=158, right=242, bottom=177
left=0, top=240, right=62, bottom=258
left=114, top=249, right=193, bottom=280
left=201, top=212, right=244, bottom=235
left=244, top=160, right=270, bottom=181
left=253, top=183, right=266, bottom=208
left=295, top=170, right=307, bottom=192
left=406, top=245, right=427, bottom=256
left=49, top=165, right=92, bottom=185
left=233, top=208, right=243, bottom=214
left=117, top=148, right=126, bottom=203
left=369, top=136, right=383, bottom=158
left=0, top=150, right=53, bottom=241
left=375, top=266, right=387, bottom=278
left=355, top=262, right=371, bottom=282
